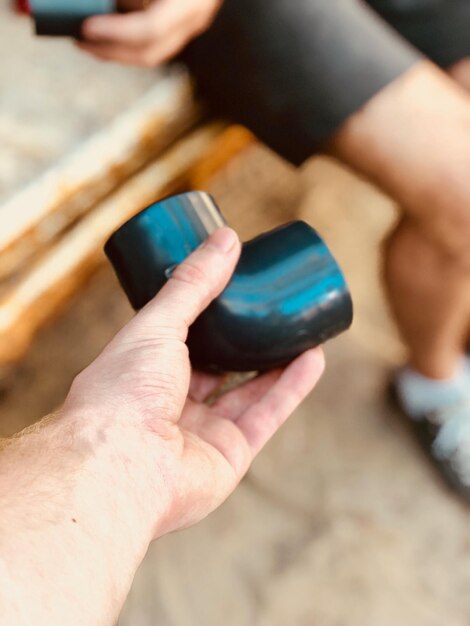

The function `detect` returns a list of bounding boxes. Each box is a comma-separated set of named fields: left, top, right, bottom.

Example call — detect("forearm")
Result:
left=0, top=408, right=166, bottom=626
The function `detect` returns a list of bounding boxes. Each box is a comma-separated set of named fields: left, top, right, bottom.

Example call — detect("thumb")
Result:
left=135, top=227, right=241, bottom=338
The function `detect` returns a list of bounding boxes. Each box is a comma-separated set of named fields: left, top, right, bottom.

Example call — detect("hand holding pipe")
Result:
left=29, top=0, right=142, bottom=36
left=105, top=192, right=353, bottom=373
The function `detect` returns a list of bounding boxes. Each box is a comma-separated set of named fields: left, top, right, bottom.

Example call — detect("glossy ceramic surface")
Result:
left=105, top=192, right=353, bottom=372
left=30, top=0, right=115, bottom=36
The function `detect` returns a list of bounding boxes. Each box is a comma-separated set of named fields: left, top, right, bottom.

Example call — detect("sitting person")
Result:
left=79, top=0, right=470, bottom=494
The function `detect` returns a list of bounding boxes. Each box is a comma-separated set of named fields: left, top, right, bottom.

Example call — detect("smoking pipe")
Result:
left=105, top=191, right=353, bottom=372
left=30, top=0, right=142, bottom=37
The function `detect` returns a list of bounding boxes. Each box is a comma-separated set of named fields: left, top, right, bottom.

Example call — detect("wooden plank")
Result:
left=188, top=126, right=256, bottom=189
left=0, top=123, right=234, bottom=366
left=0, top=70, right=199, bottom=281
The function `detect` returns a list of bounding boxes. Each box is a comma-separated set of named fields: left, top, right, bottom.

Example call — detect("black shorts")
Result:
left=179, top=0, right=470, bottom=164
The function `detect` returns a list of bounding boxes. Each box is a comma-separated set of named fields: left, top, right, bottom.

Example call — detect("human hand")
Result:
left=78, top=0, right=223, bottom=66
left=64, top=227, right=324, bottom=538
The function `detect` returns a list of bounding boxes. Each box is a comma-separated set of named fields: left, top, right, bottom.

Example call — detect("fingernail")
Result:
left=205, top=227, right=238, bottom=253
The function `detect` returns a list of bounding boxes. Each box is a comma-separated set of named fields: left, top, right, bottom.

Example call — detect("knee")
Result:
left=421, top=205, right=470, bottom=270
left=383, top=216, right=470, bottom=285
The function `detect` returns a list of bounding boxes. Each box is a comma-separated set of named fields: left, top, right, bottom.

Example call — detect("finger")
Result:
left=82, top=12, right=156, bottom=45
left=211, top=370, right=284, bottom=421
left=179, top=403, right=252, bottom=477
left=140, top=227, right=241, bottom=338
left=77, top=34, right=184, bottom=66
left=195, top=415, right=252, bottom=476
left=235, top=349, right=325, bottom=457
left=77, top=41, right=150, bottom=65
left=189, top=371, right=224, bottom=402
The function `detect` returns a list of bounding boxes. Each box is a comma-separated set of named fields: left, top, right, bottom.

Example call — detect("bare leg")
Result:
left=449, top=57, right=470, bottom=92
left=329, top=61, right=470, bottom=379
left=383, top=218, right=470, bottom=378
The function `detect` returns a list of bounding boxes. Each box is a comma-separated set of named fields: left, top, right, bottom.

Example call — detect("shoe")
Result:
left=389, top=381, right=470, bottom=501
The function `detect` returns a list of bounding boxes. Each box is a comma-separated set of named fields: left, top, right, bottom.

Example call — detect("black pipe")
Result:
left=30, top=0, right=116, bottom=36
left=105, top=192, right=353, bottom=372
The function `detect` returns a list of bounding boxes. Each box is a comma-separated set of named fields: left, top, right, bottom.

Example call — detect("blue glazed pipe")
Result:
left=30, top=0, right=116, bottom=36
left=105, top=191, right=353, bottom=372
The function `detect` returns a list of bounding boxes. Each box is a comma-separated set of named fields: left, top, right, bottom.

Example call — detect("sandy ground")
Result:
left=2, top=6, right=470, bottom=626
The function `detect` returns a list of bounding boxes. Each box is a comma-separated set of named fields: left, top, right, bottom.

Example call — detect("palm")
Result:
left=71, top=228, right=325, bottom=536
left=156, top=356, right=322, bottom=533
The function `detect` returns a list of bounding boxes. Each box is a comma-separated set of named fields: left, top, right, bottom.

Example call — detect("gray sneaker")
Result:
left=390, top=381, right=470, bottom=500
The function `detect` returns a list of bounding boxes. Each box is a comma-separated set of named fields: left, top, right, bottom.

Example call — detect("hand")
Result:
left=64, top=227, right=324, bottom=538
left=78, top=0, right=223, bottom=66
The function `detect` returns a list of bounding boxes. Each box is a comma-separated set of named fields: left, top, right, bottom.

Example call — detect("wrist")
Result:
left=59, top=404, right=172, bottom=542
left=0, top=405, right=172, bottom=624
